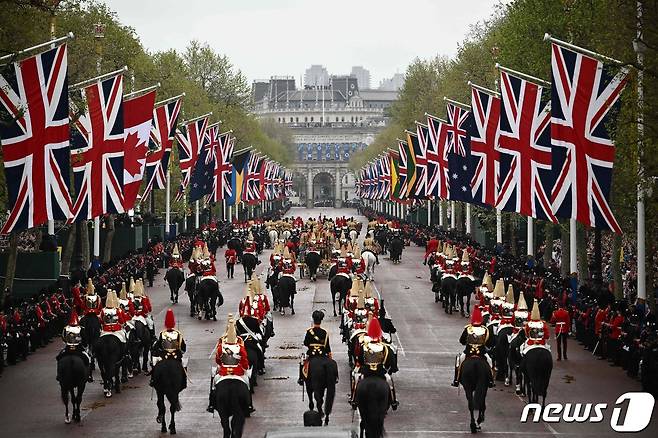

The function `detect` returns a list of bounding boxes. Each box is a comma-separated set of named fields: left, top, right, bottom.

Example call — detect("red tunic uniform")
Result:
left=424, top=239, right=439, bottom=260
left=214, top=340, right=250, bottom=376
left=225, top=249, right=237, bottom=265
left=524, top=321, right=550, bottom=345
left=101, top=308, right=128, bottom=332
left=550, top=308, right=571, bottom=335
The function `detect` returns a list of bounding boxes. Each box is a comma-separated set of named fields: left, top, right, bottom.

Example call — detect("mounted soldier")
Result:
left=150, top=309, right=187, bottom=388
left=100, top=290, right=128, bottom=344
left=352, top=317, right=399, bottom=410
left=452, top=305, right=494, bottom=388
left=521, top=299, right=550, bottom=356
left=207, top=315, right=253, bottom=414
left=56, top=310, right=90, bottom=380
left=133, top=279, right=155, bottom=339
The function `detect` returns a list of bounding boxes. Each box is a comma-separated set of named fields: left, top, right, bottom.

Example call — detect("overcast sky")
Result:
left=104, top=0, right=506, bottom=87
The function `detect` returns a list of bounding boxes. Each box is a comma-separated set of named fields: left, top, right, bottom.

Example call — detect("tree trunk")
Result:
left=510, top=215, right=518, bottom=257
left=593, top=228, right=602, bottom=287
left=560, top=222, right=570, bottom=278
left=3, top=233, right=19, bottom=301
left=542, top=222, right=552, bottom=268
left=60, top=224, right=77, bottom=276
left=103, top=215, right=115, bottom=264
left=576, top=223, right=589, bottom=282
left=611, top=233, right=622, bottom=299
left=80, top=220, right=90, bottom=271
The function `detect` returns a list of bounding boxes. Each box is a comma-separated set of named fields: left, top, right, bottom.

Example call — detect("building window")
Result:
left=296, top=117, right=299, bottom=123
left=341, top=117, right=345, bottom=122
left=305, top=117, right=308, bottom=122
left=335, top=117, right=339, bottom=122
left=310, top=117, right=314, bottom=122
left=290, top=117, right=293, bottom=123
left=320, top=116, right=323, bottom=122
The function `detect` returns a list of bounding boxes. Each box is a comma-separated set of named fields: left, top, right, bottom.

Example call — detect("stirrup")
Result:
left=451, top=381, right=459, bottom=387
left=391, top=400, right=399, bottom=411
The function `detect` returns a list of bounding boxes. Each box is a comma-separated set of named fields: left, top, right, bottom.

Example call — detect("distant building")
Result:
left=379, top=73, right=405, bottom=91
left=251, top=73, right=398, bottom=208
left=350, top=66, right=371, bottom=90
left=304, top=65, right=329, bottom=87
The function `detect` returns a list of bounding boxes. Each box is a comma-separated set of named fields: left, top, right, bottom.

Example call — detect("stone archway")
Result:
left=312, top=172, right=334, bottom=206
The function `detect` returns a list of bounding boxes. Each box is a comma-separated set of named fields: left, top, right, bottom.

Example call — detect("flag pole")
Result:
left=543, top=33, right=624, bottom=65
left=179, top=112, right=213, bottom=126
left=195, top=201, right=200, bottom=229
left=495, top=63, right=551, bottom=87
left=69, top=66, right=128, bottom=91
left=165, top=167, right=171, bottom=239
left=155, top=92, right=185, bottom=107
left=527, top=217, right=534, bottom=258
left=0, top=32, right=74, bottom=63
left=635, top=1, right=646, bottom=302
left=494, top=78, right=503, bottom=246
left=124, top=83, right=160, bottom=100
left=466, top=203, right=471, bottom=234
left=443, top=97, right=471, bottom=110
left=450, top=201, right=456, bottom=229
left=570, top=219, right=577, bottom=275
left=427, top=199, right=431, bottom=226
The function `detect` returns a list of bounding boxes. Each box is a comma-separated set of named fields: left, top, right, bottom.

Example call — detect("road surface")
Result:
left=0, top=207, right=654, bottom=437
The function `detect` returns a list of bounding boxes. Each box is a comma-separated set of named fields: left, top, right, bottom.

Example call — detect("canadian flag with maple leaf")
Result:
left=122, top=90, right=156, bottom=210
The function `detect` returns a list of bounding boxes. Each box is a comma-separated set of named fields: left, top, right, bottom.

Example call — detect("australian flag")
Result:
left=188, top=125, right=217, bottom=202
left=445, top=102, right=473, bottom=202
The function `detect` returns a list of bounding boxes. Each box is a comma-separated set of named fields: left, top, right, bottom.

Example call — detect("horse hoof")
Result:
left=157, top=415, right=163, bottom=424
left=128, top=372, right=133, bottom=379
left=169, top=426, right=176, bottom=435
left=470, top=423, right=478, bottom=434
left=73, top=413, right=81, bottom=423
left=121, top=377, right=128, bottom=383
left=65, top=415, right=71, bottom=424
left=105, top=390, right=112, bottom=398
left=197, top=316, right=202, bottom=321
left=504, top=378, right=510, bottom=386
left=161, top=426, right=167, bottom=433
left=87, top=376, right=94, bottom=383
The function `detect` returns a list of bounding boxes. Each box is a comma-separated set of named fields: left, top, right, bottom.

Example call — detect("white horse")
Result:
left=361, top=249, right=377, bottom=281
left=282, top=229, right=292, bottom=242
left=268, top=229, right=278, bottom=248
left=349, top=229, right=358, bottom=242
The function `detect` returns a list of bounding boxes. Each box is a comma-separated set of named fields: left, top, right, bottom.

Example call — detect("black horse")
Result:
left=197, top=277, right=223, bottom=321
left=388, top=236, right=404, bottom=264
left=128, top=319, right=151, bottom=374
left=185, top=274, right=198, bottom=317
left=355, top=375, right=389, bottom=438
left=431, top=266, right=443, bottom=303
left=441, top=275, right=458, bottom=314
left=80, top=313, right=101, bottom=382
left=94, top=334, right=124, bottom=397
left=153, top=358, right=186, bottom=435
left=214, top=379, right=251, bottom=438
left=460, top=357, right=490, bottom=433
left=494, top=325, right=513, bottom=383
left=328, top=265, right=352, bottom=317
left=522, top=347, right=552, bottom=406
left=236, top=316, right=266, bottom=383
left=265, top=265, right=281, bottom=310
left=508, top=332, right=526, bottom=395
left=276, top=274, right=296, bottom=316
left=304, top=250, right=322, bottom=282
left=241, top=252, right=258, bottom=283
left=165, top=267, right=185, bottom=304
left=456, top=276, right=475, bottom=317
left=304, top=356, right=338, bottom=426
left=374, top=229, right=388, bottom=255
left=57, top=354, right=88, bottom=424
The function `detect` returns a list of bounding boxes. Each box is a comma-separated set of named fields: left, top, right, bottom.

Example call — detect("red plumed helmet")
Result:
left=471, top=305, right=483, bottom=326
left=366, top=317, right=383, bottom=342
left=68, top=310, right=79, bottom=326
left=164, top=308, right=176, bottom=330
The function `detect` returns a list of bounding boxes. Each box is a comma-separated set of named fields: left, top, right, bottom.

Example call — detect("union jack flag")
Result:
left=244, top=153, right=263, bottom=203
left=397, top=140, right=410, bottom=199
left=0, top=44, right=73, bottom=233
left=413, top=123, right=429, bottom=198
left=550, top=43, right=629, bottom=233
left=426, top=114, right=449, bottom=199
left=175, top=116, right=208, bottom=202
left=210, top=132, right=233, bottom=202
left=469, top=85, right=500, bottom=207
left=380, top=154, right=391, bottom=200
left=142, top=97, right=181, bottom=202
left=496, top=70, right=556, bottom=222
left=70, top=72, right=125, bottom=220
left=284, top=170, right=293, bottom=197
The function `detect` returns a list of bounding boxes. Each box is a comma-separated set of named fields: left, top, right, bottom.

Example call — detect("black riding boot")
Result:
left=206, top=388, right=215, bottom=413
left=297, top=362, right=305, bottom=386
left=451, top=365, right=459, bottom=387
